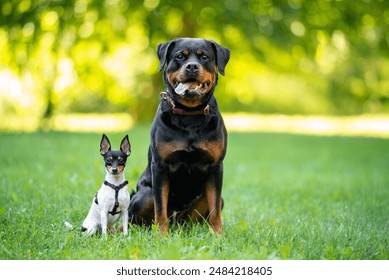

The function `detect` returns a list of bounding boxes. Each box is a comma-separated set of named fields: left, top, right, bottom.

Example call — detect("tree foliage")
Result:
left=0, top=0, right=388, bottom=122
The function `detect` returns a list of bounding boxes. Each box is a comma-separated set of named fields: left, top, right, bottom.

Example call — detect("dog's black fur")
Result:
left=128, top=38, right=230, bottom=235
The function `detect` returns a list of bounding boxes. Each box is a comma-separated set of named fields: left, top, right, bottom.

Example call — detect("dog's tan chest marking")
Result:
left=157, top=141, right=187, bottom=159
left=157, top=140, right=225, bottom=162
left=195, top=140, right=225, bottom=162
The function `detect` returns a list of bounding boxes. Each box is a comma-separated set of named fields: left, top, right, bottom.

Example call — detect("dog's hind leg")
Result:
left=177, top=194, right=209, bottom=223
left=128, top=188, right=154, bottom=226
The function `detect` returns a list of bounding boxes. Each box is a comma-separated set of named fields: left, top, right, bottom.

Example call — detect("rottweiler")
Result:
left=128, top=38, right=230, bottom=236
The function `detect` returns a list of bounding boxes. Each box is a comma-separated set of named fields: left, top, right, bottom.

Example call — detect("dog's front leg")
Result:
left=206, top=163, right=224, bottom=236
left=122, top=207, right=129, bottom=235
left=151, top=162, right=169, bottom=235
left=100, top=210, right=109, bottom=235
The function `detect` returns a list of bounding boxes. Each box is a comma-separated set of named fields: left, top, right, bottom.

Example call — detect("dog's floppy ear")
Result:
left=209, top=40, right=230, bottom=76
left=100, top=134, right=111, bottom=155
left=120, top=135, right=131, bottom=156
left=157, top=39, right=176, bottom=72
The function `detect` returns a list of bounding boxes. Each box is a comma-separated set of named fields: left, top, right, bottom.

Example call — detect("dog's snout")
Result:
left=112, top=167, right=118, bottom=173
left=185, top=62, right=200, bottom=73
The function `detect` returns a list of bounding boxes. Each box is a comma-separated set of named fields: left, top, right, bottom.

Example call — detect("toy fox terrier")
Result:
left=81, top=134, right=131, bottom=236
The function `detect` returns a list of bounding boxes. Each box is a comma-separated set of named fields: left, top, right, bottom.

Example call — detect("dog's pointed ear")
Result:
left=157, top=40, right=176, bottom=72
left=100, top=134, right=111, bottom=155
left=120, top=135, right=131, bottom=156
left=209, top=40, right=230, bottom=76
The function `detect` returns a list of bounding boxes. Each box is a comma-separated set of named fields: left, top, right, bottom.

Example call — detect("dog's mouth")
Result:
left=173, top=79, right=210, bottom=96
left=108, top=167, right=123, bottom=175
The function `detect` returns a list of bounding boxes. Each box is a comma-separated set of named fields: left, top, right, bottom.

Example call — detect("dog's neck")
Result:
left=164, top=87, right=215, bottom=110
left=104, top=171, right=126, bottom=186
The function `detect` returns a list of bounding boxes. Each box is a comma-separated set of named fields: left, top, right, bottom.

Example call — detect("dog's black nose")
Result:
left=112, top=167, right=118, bottom=173
left=186, top=62, right=199, bottom=73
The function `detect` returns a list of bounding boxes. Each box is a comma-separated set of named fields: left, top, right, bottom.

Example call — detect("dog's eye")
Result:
left=106, top=158, right=112, bottom=165
left=201, top=54, right=209, bottom=61
left=176, top=53, right=185, bottom=60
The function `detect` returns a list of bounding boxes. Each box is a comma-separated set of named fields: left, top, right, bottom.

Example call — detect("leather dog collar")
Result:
left=160, top=91, right=210, bottom=116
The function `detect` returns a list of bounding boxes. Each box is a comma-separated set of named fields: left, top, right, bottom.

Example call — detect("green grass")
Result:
left=0, top=126, right=388, bottom=259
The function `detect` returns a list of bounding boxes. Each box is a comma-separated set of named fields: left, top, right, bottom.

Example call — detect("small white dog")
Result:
left=81, top=134, right=131, bottom=236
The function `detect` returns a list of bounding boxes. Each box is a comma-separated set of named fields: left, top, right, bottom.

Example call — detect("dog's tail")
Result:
left=64, top=221, right=74, bottom=231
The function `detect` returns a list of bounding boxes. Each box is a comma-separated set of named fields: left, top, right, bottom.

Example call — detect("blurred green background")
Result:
left=1, top=0, right=388, bottom=129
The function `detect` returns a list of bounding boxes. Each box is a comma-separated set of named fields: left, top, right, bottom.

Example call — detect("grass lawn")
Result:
left=0, top=126, right=388, bottom=259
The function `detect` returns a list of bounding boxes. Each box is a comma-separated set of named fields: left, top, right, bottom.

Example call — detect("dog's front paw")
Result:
left=116, top=224, right=123, bottom=233
left=108, top=225, right=117, bottom=234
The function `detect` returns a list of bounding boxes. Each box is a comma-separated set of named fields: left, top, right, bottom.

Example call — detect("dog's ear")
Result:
left=120, top=135, right=131, bottom=156
left=209, top=40, right=230, bottom=76
left=157, top=40, right=176, bottom=72
left=100, top=134, right=111, bottom=155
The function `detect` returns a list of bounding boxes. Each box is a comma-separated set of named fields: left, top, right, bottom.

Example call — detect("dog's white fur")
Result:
left=81, top=170, right=130, bottom=236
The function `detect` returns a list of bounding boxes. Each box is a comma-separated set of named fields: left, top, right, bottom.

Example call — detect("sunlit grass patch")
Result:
left=224, top=113, right=389, bottom=138
left=1, top=113, right=134, bottom=133
left=1, top=115, right=41, bottom=132
left=2, top=113, right=389, bottom=139
left=49, top=113, right=134, bottom=133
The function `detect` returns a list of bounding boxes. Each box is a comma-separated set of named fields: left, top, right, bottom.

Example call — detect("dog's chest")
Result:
left=154, top=110, right=226, bottom=171
left=97, top=186, right=128, bottom=212
left=157, top=140, right=224, bottom=164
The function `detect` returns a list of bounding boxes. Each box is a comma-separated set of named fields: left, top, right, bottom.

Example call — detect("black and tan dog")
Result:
left=128, top=38, right=230, bottom=236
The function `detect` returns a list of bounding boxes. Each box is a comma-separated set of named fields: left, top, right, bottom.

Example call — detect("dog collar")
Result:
left=94, top=180, right=128, bottom=215
left=160, top=91, right=210, bottom=116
